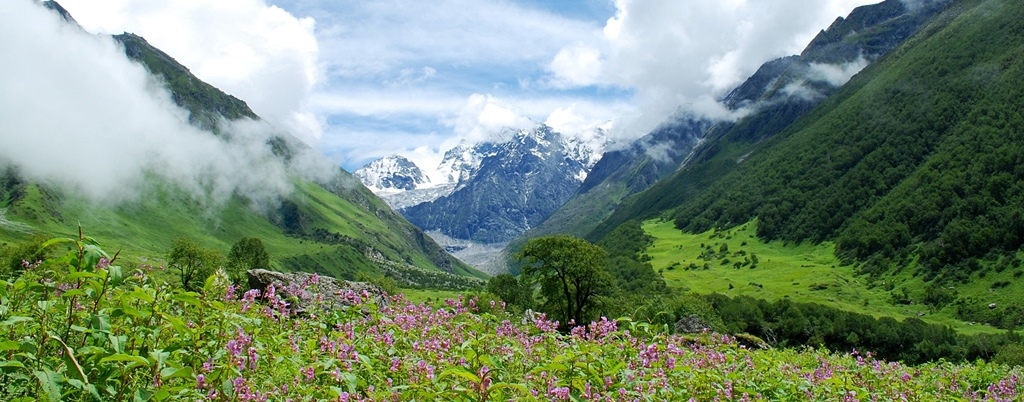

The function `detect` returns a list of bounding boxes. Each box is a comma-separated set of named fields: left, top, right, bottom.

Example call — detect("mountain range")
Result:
left=527, top=0, right=952, bottom=244
left=355, top=125, right=606, bottom=256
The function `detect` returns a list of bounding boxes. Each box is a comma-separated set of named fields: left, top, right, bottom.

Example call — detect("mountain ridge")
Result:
left=580, top=0, right=952, bottom=242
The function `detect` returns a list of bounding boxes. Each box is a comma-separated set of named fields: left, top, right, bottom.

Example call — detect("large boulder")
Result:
left=246, top=269, right=387, bottom=315
left=674, top=314, right=710, bottom=334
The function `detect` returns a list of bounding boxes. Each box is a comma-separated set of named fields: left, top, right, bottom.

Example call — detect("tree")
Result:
left=486, top=273, right=533, bottom=311
left=227, top=237, right=270, bottom=284
left=516, top=235, right=611, bottom=328
left=168, top=237, right=224, bottom=291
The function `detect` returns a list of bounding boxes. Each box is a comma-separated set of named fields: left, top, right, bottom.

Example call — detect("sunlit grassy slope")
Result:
left=0, top=176, right=486, bottom=284
left=642, top=219, right=1003, bottom=335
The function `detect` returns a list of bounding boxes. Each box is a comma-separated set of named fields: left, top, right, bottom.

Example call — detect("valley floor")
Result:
left=642, top=219, right=1005, bottom=335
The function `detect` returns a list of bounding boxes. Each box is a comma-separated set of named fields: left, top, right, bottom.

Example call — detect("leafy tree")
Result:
left=516, top=235, right=611, bottom=328
left=226, top=237, right=270, bottom=284
left=486, top=273, right=533, bottom=311
left=168, top=237, right=224, bottom=291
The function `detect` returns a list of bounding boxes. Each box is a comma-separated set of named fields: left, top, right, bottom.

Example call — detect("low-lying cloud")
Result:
left=57, top=0, right=322, bottom=145
left=783, top=56, right=871, bottom=101
left=809, top=56, right=871, bottom=87
left=546, top=0, right=878, bottom=136
left=0, top=1, right=331, bottom=207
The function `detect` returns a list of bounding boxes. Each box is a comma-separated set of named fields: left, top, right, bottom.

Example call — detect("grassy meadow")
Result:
left=642, top=218, right=1005, bottom=335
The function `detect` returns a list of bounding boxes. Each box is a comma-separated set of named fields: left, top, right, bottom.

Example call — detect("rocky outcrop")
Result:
left=246, top=269, right=387, bottom=314
left=674, top=314, right=711, bottom=334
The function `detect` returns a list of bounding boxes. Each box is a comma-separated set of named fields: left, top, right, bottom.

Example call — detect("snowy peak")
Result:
left=356, top=124, right=608, bottom=214
left=560, top=126, right=609, bottom=171
left=354, top=155, right=430, bottom=193
left=435, top=141, right=488, bottom=186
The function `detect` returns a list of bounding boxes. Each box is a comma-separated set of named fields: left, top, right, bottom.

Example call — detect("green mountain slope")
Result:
left=534, top=0, right=946, bottom=244
left=0, top=3, right=485, bottom=285
left=596, top=0, right=1024, bottom=326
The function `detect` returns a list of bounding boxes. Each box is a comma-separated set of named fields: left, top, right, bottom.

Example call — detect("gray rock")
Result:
left=246, top=269, right=387, bottom=315
left=675, top=314, right=710, bottom=334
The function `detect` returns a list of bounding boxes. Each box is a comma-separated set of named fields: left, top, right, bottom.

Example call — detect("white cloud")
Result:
left=547, top=45, right=604, bottom=89
left=58, top=0, right=322, bottom=144
left=547, top=0, right=879, bottom=137
left=545, top=104, right=613, bottom=141
left=783, top=56, right=871, bottom=101
left=445, top=94, right=536, bottom=144
left=305, top=0, right=598, bottom=79
left=0, top=1, right=332, bottom=207
left=808, top=56, right=871, bottom=87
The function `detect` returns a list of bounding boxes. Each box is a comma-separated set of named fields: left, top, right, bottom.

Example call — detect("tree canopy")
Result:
left=516, top=235, right=611, bottom=328
left=227, top=237, right=269, bottom=284
left=168, top=237, right=224, bottom=291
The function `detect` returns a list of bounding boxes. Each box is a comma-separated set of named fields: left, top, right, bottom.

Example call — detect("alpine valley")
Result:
left=3, top=0, right=1024, bottom=399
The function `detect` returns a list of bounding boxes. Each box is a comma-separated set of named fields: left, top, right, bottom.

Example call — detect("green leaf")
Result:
left=162, top=315, right=187, bottom=333
left=439, top=367, right=480, bottom=384
left=76, top=346, right=107, bottom=356
left=172, top=293, right=201, bottom=307
left=159, top=366, right=192, bottom=380
left=39, top=237, right=76, bottom=251
left=108, top=335, right=127, bottom=354
left=358, top=354, right=373, bottom=371
left=0, top=341, right=20, bottom=352
left=203, top=275, right=218, bottom=294
left=152, top=389, right=170, bottom=401
left=0, top=316, right=32, bottom=327
left=91, top=314, right=111, bottom=333
left=134, top=388, right=154, bottom=402
left=148, top=350, right=170, bottom=368
left=33, top=370, right=63, bottom=401
left=0, top=360, right=26, bottom=371
left=126, top=290, right=155, bottom=304
left=107, top=266, right=125, bottom=287
left=59, top=289, right=88, bottom=299
left=338, top=372, right=358, bottom=395
left=100, top=353, right=150, bottom=367
left=489, top=382, right=530, bottom=396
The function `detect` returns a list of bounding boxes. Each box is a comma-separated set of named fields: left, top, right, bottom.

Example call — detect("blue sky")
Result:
left=57, top=0, right=878, bottom=173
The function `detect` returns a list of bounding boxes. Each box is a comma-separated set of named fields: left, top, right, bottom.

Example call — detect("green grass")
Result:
left=0, top=177, right=485, bottom=286
left=642, top=218, right=1003, bottom=335
left=399, top=288, right=463, bottom=307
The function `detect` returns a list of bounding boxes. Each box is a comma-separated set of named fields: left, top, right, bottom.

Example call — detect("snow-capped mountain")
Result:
left=356, top=124, right=607, bottom=211
left=352, top=122, right=609, bottom=270
left=354, top=155, right=430, bottom=193
left=401, top=124, right=598, bottom=244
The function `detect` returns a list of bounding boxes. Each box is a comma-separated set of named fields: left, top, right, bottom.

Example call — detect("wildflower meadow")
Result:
left=0, top=233, right=1020, bottom=401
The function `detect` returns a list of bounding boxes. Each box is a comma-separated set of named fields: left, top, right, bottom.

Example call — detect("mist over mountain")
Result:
left=523, top=0, right=951, bottom=245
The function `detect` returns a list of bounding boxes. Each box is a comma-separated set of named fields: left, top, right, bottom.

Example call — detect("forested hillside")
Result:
left=669, top=0, right=1024, bottom=279
left=592, top=0, right=1021, bottom=266
left=545, top=0, right=947, bottom=243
